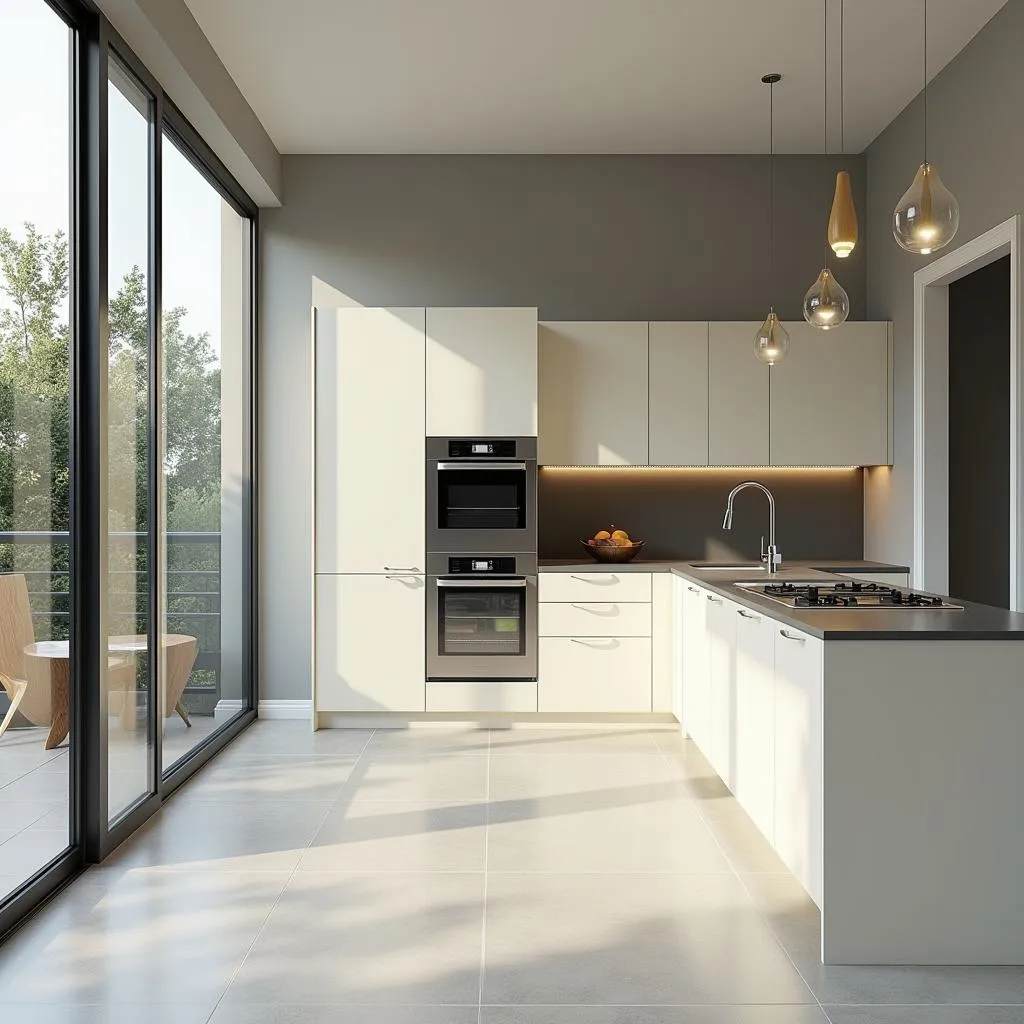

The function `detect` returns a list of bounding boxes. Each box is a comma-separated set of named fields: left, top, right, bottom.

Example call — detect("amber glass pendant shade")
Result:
left=754, top=310, right=790, bottom=365
left=892, top=161, right=959, bottom=255
left=803, top=267, right=850, bottom=330
left=828, top=171, right=858, bottom=258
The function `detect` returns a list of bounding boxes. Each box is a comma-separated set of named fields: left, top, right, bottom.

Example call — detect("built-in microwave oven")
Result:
left=426, top=437, right=537, bottom=554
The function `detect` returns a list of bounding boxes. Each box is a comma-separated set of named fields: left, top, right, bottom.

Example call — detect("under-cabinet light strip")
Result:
left=539, top=465, right=863, bottom=471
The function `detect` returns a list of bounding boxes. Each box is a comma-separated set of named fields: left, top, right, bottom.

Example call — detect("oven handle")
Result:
left=436, top=461, right=527, bottom=472
left=436, top=578, right=529, bottom=588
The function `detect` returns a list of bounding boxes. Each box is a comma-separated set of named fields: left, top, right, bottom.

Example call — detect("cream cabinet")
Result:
left=651, top=573, right=675, bottom=713
left=538, top=637, right=652, bottom=713
left=538, top=321, right=649, bottom=465
left=314, top=574, right=426, bottom=713
left=426, top=307, right=538, bottom=437
left=681, top=581, right=710, bottom=752
left=649, top=321, right=709, bottom=465
left=773, top=623, right=824, bottom=907
left=770, top=322, right=891, bottom=466
left=734, top=605, right=776, bottom=841
left=539, top=601, right=651, bottom=638
left=314, top=307, right=425, bottom=575
left=708, top=322, right=770, bottom=466
left=706, top=591, right=738, bottom=787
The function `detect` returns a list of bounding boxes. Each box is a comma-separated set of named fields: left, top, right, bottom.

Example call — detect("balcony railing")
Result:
left=0, top=531, right=222, bottom=713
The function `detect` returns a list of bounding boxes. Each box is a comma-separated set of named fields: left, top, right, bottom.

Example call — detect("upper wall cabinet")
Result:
left=426, top=307, right=538, bottom=436
left=538, top=321, right=649, bottom=465
left=708, top=322, right=770, bottom=466
left=769, top=322, right=891, bottom=466
left=315, top=307, right=426, bottom=574
left=649, top=321, right=709, bottom=466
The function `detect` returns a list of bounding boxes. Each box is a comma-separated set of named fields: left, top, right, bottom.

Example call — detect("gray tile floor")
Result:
left=0, top=721, right=1022, bottom=1023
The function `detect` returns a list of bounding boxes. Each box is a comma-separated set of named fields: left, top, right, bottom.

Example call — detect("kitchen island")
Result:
left=541, top=558, right=1024, bottom=966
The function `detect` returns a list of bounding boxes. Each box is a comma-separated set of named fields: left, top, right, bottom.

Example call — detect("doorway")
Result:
left=948, top=256, right=1011, bottom=608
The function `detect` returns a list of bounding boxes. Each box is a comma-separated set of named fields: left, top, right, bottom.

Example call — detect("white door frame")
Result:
left=913, top=214, right=1024, bottom=608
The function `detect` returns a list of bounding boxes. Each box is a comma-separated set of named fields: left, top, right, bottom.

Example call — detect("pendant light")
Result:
left=827, top=0, right=858, bottom=258
left=893, top=0, right=959, bottom=254
left=805, top=0, right=850, bottom=330
left=754, top=73, right=790, bottom=366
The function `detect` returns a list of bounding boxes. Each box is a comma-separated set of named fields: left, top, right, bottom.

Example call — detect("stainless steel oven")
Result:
left=426, top=553, right=538, bottom=681
left=426, top=437, right=537, bottom=553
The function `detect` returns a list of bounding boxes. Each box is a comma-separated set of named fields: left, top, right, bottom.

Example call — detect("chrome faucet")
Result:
left=722, top=481, right=782, bottom=573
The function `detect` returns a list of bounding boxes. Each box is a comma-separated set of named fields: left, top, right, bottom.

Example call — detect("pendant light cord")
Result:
left=923, top=0, right=928, bottom=162
left=824, top=0, right=830, bottom=268
left=769, top=77, right=775, bottom=302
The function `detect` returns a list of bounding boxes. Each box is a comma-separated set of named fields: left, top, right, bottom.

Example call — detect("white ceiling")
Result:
left=183, top=0, right=1009, bottom=155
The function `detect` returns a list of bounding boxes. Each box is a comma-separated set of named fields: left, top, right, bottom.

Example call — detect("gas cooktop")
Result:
left=737, top=580, right=964, bottom=610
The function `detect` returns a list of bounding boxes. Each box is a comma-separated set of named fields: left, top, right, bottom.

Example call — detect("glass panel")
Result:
left=106, top=60, right=154, bottom=822
left=0, top=0, right=73, bottom=894
left=441, top=588, right=525, bottom=655
left=161, top=133, right=250, bottom=771
left=438, top=469, right=526, bottom=529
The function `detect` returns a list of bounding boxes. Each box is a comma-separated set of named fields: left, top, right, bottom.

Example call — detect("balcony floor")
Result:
left=0, top=721, right=1022, bottom=1022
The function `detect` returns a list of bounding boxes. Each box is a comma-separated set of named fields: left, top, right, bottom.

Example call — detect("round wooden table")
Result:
left=22, top=634, right=198, bottom=750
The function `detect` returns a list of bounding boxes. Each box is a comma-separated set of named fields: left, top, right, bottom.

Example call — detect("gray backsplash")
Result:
left=538, top=468, right=864, bottom=561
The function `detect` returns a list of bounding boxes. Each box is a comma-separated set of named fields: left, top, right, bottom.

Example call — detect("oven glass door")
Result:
left=437, top=579, right=526, bottom=657
left=436, top=463, right=526, bottom=531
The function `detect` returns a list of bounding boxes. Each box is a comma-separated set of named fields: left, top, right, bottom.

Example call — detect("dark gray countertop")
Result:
left=538, top=558, right=1024, bottom=640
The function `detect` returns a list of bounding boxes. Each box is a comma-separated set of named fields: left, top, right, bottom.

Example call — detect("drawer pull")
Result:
left=569, top=638, right=620, bottom=649
left=384, top=566, right=421, bottom=573
left=687, top=586, right=700, bottom=594
left=569, top=603, right=618, bottom=614
left=737, top=608, right=761, bottom=621
left=570, top=574, right=619, bottom=585
left=779, top=629, right=806, bottom=642
left=706, top=594, right=723, bottom=604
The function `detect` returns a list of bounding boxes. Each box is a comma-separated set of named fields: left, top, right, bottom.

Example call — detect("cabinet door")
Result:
left=315, top=574, right=425, bottom=713
left=708, top=322, right=770, bottom=466
left=681, top=582, right=710, bottom=753
left=649, top=322, right=709, bottom=465
left=651, top=573, right=675, bottom=713
left=706, top=591, right=737, bottom=787
left=770, top=322, right=890, bottom=466
left=734, top=606, right=775, bottom=841
left=426, top=307, right=538, bottom=436
left=773, top=624, right=824, bottom=906
left=538, top=321, right=649, bottom=465
left=538, top=637, right=651, bottom=712
left=314, top=307, right=425, bottom=574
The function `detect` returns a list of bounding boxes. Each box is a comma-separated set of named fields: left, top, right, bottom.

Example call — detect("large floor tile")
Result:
left=0, top=871, right=289, bottom=1004
left=482, top=872, right=814, bottom=1006
left=822, top=1009, right=1024, bottom=1024
left=695, top=796, right=789, bottom=874
left=0, top=828, right=69, bottom=879
left=488, top=753, right=686, bottom=803
left=183, top=757, right=357, bottom=802
left=344, top=752, right=489, bottom=803
left=482, top=1008, right=830, bottom=1024
left=0, top=1005, right=216, bottom=1024
left=215, top=722, right=374, bottom=761
left=298, top=800, right=487, bottom=872
left=487, top=727, right=670, bottom=757
left=95, top=798, right=332, bottom=874
left=0, top=800, right=65, bottom=832
left=487, top=791, right=731, bottom=873
left=364, top=727, right=491, bottom=757
left=210, top=1006, right=479, bottom=1023
left=222, top=872, right=485, bottom=1006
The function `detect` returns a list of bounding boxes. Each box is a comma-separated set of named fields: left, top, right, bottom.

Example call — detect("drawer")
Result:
left=539, top=601, right=652, bottom=637
left=425, top=681, right=537, bottom=713
left=539, top=637, right=652, bottom=712
left=539, top=571, right=652, bottom=603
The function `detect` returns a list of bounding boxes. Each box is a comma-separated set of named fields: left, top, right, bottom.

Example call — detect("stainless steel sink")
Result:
left=689, top=562, right=767, bottom=571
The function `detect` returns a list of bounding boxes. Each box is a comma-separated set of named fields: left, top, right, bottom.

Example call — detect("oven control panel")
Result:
left=447, top=439, right=517, bottom=458
left=448, top=556, right=518, bottom=574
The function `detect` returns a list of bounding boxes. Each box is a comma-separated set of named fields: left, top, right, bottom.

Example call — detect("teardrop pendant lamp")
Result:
left=754, top=73, right=790, bottom=366
left=805, top=0, right=850, bottom=330
left=827, top=0, right=858, bottom=259
left=892, top=0, right=959, bottom=254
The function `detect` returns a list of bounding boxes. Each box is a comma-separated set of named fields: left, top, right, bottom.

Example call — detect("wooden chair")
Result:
left=0, top=573, right=38, bottom=740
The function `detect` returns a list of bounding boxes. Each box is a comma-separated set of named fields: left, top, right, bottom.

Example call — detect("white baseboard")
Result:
left=213, top=699, right=244, bottom=722
left=258, top=699, right=313, bottom=720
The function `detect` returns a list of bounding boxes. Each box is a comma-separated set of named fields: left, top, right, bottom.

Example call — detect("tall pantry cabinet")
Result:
left=313, top=307, right=427, bottom=714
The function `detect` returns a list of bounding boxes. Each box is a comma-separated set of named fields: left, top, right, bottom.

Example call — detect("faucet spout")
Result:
left=721, top=481, right=781, bottom=573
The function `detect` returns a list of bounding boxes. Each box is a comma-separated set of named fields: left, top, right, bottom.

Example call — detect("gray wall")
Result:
left=260, top=154, right=867, bottom=700
left=864, top=0, right=1024, bottom=566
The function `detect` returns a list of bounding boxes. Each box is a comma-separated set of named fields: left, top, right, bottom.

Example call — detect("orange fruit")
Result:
left=593, top=530, right=611, bottom=541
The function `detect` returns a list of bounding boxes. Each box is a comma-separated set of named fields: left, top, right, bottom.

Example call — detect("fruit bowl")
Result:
left=580, top=539, right=645, bottom=563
